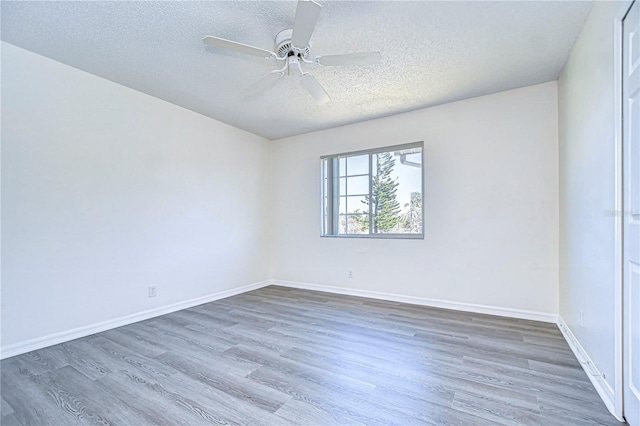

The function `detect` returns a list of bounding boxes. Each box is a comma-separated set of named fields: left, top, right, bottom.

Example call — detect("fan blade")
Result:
left=242, top=71, right=283, bottom=98
left=203, top=36, right=274, bottom=58
left=316, top=52, right=381, bottom=67
left=291, top=0, right=322, bottom=49
left=300, top=73, right=330, bottom=104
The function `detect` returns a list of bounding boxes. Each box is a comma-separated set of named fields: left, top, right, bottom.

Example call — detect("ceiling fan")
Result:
left=202, top=0, right=381, bottom=104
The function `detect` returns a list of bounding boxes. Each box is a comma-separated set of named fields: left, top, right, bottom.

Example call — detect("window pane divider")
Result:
left=368, top=153, right=373, bottom=235
left=320, top=142, right=423, bottom=159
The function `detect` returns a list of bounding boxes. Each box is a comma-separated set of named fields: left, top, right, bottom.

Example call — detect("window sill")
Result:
left=320, top=233, right=424, bottom=240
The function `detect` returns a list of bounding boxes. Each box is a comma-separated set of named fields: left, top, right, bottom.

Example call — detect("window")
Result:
left=321, top=142, right=423, bottom=238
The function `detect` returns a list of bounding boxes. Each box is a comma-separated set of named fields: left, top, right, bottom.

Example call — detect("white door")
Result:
left=624, top=1, right=640, bottom=424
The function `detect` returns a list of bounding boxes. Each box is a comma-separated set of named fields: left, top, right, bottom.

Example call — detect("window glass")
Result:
left=346, top=175, right=369, bottom=196
left=346, top=154, right=369, bottom=176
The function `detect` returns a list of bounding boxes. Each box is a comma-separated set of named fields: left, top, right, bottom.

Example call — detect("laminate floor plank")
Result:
left=92, top=370, right=220, bottom=425
left=100, top=327, right=170, bottom=359
left=273, top=398, right=355, bottom=426
left=71, top=336, right=179, bottom=381
left=280, top=346, right=458, bottom=406
left=147, top=366, right=291, bottom=426
left=1, top=413, right=20, bottom=426
left=114, top=322, right=201, bottom=356
left=522, top=334, right=575, bottom=349
left=1, top=396, right=14, bottom=416
left=214, top=323, right=295, bottom=354
left=392, top=315, right=527, bottom=343
left=538, top=404, right=620, bottom=426
left=1, top=359, right=85, bottom=425
left=272, top=321, right=474, bottom=362
left=167, top=308, right=238, bottom=329
left=249, top=365, right=423, bottom=425
left=367, top=385, right=494, bottom=426
left=469, top=317, right=564, bottom=337
left=193, top=305, right=298, bottom=331
left=291, top=308, right=421, bottom=337
left=459, top=356, right=600, bottom=402
left=268, top=323, right=477, bottom=370
left=267, top=322, right=433, bottom=363
left=417, top=331, right=578, bottom=369
left=226, top=344, right=377, bottom=396
left=451, top=390, right=547, bottom=426
left=527, top=359, right=591, bottom=383
left=42, top=365, right=151, bottom=425
left=131, top=320, right=235, bottom=355
left=1, top=285, right=622, bottom=425
left=2, top=349, right=68, bottom=377
left=144, top=316, right=237, bottom=349
left=160, top=342, right=263, bottom=377
left=155, top=350, right=291, bottom=413
left=34, top=342, right=114, bottom=381
left=536, top=394, right=619, bottom=425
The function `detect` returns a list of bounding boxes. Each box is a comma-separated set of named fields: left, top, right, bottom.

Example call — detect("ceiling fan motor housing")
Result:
left=275, top=29, right=310, bottom=58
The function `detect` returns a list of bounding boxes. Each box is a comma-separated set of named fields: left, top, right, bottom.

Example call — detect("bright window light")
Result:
left=321, top=142, right=424, bottom=239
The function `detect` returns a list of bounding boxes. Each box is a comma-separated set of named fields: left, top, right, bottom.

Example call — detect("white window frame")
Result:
left=321, top=142, right=424, bottom=239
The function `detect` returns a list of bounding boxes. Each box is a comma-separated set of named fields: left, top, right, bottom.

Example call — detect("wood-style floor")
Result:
left=1, top=286, right=621, bottom=425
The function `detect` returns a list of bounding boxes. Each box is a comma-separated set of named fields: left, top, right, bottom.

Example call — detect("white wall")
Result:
left=1, top=42, right=271, bottom=349
left=558, top=0, right=622, bottom=398
left=271, top=82, right=559, bottom=316
left=1, top=41, right=562, bottom=354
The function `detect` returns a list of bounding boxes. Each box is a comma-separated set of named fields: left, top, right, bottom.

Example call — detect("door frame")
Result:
left=614, top=0, right=636, bottom=421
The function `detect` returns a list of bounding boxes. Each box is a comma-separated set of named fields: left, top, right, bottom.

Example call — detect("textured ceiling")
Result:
left=1, top=1, right=592, bottom=140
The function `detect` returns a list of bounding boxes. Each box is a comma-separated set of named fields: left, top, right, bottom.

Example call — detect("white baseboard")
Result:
left=0, top=280, right=271, bottom=360
left=272, top=280, right=558, bottom=323
left=556, top=316, right=621, bottom=421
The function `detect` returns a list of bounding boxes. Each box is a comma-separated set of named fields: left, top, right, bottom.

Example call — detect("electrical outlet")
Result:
left=148, top=285, right=157, bottom=298
left=348, top=270, right=353, bottom=279
left=580, top=310, right=584, bottom=327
